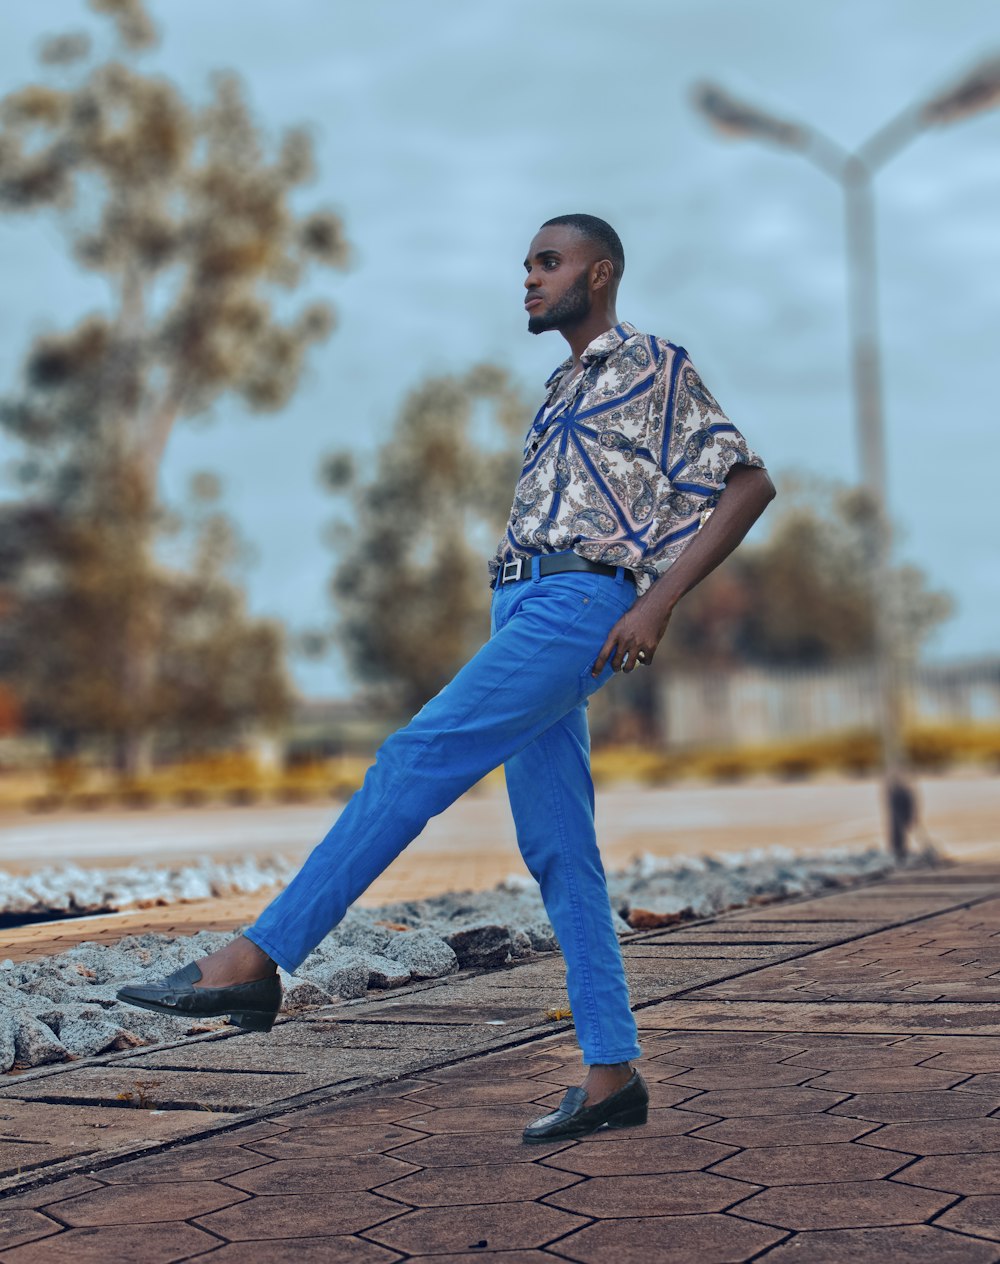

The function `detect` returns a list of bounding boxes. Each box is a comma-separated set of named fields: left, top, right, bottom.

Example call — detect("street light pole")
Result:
left=841, top=156, right=910, bottom=856
left=692, top=58, right=1000, bottom=860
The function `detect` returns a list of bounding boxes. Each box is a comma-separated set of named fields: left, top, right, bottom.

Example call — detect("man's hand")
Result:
left=592, top=599, right=671, bottom=675
left=590, top=465, right=777, bottom=677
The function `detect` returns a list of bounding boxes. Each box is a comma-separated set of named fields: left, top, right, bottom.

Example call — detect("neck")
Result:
left=562, top=306, right=619, bottom=368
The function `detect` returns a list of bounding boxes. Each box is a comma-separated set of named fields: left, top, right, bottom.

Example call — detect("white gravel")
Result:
left=1, top=844, right=934, bottom=1070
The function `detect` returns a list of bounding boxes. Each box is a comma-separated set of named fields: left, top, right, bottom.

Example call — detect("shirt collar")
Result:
left=544, top=321, right=640, bottom=387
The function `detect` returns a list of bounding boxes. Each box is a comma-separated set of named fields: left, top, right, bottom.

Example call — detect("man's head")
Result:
left=523, top=214, right=624, bottom=335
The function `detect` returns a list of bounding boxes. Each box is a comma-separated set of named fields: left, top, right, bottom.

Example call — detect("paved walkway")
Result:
left=3, top=864, right=1000, bottom=1261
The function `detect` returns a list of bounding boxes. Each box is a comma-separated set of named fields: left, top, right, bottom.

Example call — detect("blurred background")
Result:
left=0, top=0, right=998, bottom=904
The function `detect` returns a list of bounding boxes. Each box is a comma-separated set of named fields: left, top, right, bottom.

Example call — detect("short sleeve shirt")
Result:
left=489, top=321, right=765, bottom=595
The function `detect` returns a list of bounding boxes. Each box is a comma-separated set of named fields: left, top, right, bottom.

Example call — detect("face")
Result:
left=523, top=225, right=595, bottom=334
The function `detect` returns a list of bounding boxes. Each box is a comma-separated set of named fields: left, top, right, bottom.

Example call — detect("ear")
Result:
left=591, top=259, right=613, bottom=292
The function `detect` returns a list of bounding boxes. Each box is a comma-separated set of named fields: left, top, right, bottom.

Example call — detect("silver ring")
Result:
left=637, top=650, right=647, bottom=663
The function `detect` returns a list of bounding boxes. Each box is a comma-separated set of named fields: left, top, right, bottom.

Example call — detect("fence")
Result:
left=661, top=657, right=1000, bottom=749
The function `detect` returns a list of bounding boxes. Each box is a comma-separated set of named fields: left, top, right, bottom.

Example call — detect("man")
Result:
left=118, top=214, right=775, bottom=1142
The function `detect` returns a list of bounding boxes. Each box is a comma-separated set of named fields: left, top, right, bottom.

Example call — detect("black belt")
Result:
left=495, top=553, right=636, bottom=587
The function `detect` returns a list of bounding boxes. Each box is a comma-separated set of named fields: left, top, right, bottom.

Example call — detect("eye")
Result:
left=543, top=258, right=559, bottom=270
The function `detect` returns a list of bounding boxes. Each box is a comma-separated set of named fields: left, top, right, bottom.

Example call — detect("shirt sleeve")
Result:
left=660, top=354, right=765, bottom=514
left=638, top=351, right=766, bottom=589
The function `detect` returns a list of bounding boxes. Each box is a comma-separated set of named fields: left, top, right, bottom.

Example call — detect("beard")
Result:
left=527, top=269, right=591, bottom=334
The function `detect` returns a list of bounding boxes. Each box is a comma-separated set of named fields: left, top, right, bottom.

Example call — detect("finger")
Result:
left=592, top=636, right=616, bottom=677
left=612, top=642, right=628, bottom=672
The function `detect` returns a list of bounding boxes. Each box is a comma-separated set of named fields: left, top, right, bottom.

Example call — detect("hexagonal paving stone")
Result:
left=953, top=1073, right=1000, bottom=1095
left=693, top=1113, right=875, bottom=1148
left=861, top=1117, right=1000, bottom=1154
left=1, top=1177, right=106, bottom=1210
left=540, top=1134, right=736, bottom=1176
left=921, top=1052, right=1000, bottom=1073
left=936, top=1195, right=1000, bottom=1241
left=49, top=1180, right=249, bottom=1227
left=184, top=1237, right=400, bottom=1263
left=272, top=1097, right=430, bottom=1127
left=784, top=1047, right=932, bottom=1070
left=400, top=1101, right=556, bottom=1134
left=224, top=1153, right=419, bottom=1195
left=803, top=1067, right=967, bottom=1092
left=760, top=1224, right=998, bottom=1262
left=666, top=1064, right=812, bottom=1089
left=362, top=1201, right=588, bottom=1254
left=403, top=1253, right=556, bottom=1264
left=246, top=1122, right=426, bottom=1158
left=0, top=1222, right=219, bottom=1264
left=734, top=1178, right=953, bottom=1229
left=830, top=1090, right=1000, bottom=1123
left=651, top=1047, right=799, bottom=1069
left=376, top=1160, right=579, bottom=1207
left=683, top=1086, right=846, bottom=1117
left=709, top=1142, right=912, bottom=1185
left=892, top=1150, right=1000, bottom=1195
left=97, top=1143, right=272, bottom=1185
left=403, top=1079, right=566, bottom=1106
left=385, top=1131, right=571, bottom=1167
left=196, top=1190, right=403, bottom=1239
left=0, top=1209, right=60, bottom=1251
left=620, top=1107, right=722, bottom=1137
left=543, top=1171, right=757, bottom=1218
left=550, top=1212, right=786, bottom=1263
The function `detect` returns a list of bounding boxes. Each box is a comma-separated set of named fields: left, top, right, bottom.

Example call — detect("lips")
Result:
left=525, top=296, right=544, bottom=310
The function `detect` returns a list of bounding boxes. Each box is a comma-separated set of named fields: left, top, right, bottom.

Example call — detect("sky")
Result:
left=1, top=0, right=998, bottom=697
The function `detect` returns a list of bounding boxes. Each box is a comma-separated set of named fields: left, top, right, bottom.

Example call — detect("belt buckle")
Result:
left=501, top=557, right=523, bottom=584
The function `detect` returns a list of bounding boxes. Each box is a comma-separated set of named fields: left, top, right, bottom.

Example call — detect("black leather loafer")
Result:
left=522, top=1069, right=649, bottom=1143
left=116, top=961, right=282, bottom=1032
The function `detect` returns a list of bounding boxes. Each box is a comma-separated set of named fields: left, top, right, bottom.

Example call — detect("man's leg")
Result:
left=215, top=571, right=632, bottom=978
left=505, top=703, right=641, bottom=1104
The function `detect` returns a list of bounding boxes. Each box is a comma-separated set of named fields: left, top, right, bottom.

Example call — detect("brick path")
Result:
left=4, top=865, right=1000, bottom=1260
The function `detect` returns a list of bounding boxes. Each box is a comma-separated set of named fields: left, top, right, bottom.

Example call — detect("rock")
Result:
left=325, top=919, right=393, bottom=956
left=0, top=1013, right=15, bottom=1073
left=111, top=1007, right=186, bottom=1044
left=58, top=1015, right=127, bottom=1059
left=77, top=983, right=126, bottom=1008
left=509, top=928, right=533, bottom=958
left=524, top=922, right=559, bottom=953
left=363, top=953, right=412, bottom=989
left=298, top=954, right=370, bottom=1001
left=13, top=1014, right=69, bottom=1067
left=383, top=929, right=458, bottom=980
left=280, top=976, right=336, bottom=1011
left=444, top=924, right=512, bottom=970
left=626, top=906, right=695, bottom=929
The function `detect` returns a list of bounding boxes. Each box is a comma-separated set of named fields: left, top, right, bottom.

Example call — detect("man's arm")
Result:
left=591, top=464, right=776, bottom=675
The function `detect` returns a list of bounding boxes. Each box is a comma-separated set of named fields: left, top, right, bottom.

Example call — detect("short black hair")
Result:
left=540, top=213, right=625, bottom=280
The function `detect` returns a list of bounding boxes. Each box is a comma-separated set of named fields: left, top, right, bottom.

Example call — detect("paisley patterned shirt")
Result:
left=489, top=321, right=765, bottom=596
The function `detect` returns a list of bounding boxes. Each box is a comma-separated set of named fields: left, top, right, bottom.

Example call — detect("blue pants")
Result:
left=245, top=557, right=642, bottom=1065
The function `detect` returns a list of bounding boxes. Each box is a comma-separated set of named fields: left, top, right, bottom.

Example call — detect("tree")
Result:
left=0, top=474, right=293, bottom=759
left=661, top=471, right=953, bottom=670
left=0, top=0, right=347, bottom=766
left=322, top=366, right=530, bottom=713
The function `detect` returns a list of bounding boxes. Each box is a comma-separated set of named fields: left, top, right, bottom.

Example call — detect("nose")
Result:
left=524, top=268, right=540, bottom=291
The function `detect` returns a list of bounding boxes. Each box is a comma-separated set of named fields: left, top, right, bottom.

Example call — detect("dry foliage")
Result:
left=0, top=0, right=347, bottom=764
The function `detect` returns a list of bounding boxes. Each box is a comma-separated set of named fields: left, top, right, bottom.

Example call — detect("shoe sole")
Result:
left=116, top=992, right=279, bottom=1033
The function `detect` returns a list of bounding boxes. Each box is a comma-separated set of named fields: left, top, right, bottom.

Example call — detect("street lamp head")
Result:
left=921, top=54, right=1000, bottom=125
left=692, top=81, right=807, bottom=149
